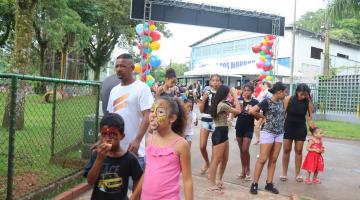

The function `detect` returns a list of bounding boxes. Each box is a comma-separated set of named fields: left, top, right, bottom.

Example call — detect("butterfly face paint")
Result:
left=149, top=102, right=168, bottom=129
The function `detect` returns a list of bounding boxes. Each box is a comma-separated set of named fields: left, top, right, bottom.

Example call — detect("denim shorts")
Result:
left=184, top=135, right=193, bottom=142
left=201, top=121, right=214, bottom=132
left=260, top=130, right=284, bottom=144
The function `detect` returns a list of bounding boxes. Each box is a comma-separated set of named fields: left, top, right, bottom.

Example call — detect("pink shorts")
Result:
left=260, top=130, right=284, bottom=144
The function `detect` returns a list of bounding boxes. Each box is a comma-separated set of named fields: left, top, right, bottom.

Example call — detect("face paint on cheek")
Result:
left=156, top=107, right=167, bottom=123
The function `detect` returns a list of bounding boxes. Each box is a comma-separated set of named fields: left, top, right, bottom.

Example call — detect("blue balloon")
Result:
left=265, top=55, right=271, bottom=60
left=150, top=55, right=161, bottom=67
left=135, top=24, right=144, bottom=35
left=144, top=22, right=150, bottom=30
left=145, top=70, right=150, bottom=75
left=143, top=47, right=152, bottom=54
left=265, top=61, right=271, bottom=67
left=261, top=70, right=270, bottom=76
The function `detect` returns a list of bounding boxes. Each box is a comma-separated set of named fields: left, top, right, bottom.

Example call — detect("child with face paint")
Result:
left=131, top=96, right=194, bottom=200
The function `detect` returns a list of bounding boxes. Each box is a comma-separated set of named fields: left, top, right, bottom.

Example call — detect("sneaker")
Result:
left=250, top=183, right=258, bottom=194
left=265, top=182, right=279, bottom=194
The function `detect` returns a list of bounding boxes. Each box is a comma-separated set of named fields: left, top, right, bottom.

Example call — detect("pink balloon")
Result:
left=261, top=46, right=267, bottom=51
left=267, top=40, right=274, bottom=46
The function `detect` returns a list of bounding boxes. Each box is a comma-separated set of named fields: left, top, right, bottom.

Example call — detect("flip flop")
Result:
left=296, top=175, right=304, bottom=182
left=237, top=172, right=245, bottom=179
left=244, top=175, right=252, bottom=181
left=216, top=180, right=225, bottom=189
left=207, top=186, right=224, bottom=195
left=200, top=165, right=209, bottom=174
left=280, top=175, right=288, bottom=181
left=305, top=178, right=312, bottom=184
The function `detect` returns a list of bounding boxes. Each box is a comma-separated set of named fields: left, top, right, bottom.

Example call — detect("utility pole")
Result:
left=290, top=0, right=297, bottom=95
left=323, top=0, right=330, bottom=75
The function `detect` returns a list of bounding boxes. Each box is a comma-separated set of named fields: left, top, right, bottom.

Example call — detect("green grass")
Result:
left=314, top=120, right=360, bottom=140
left=0, top=91, right=97, bottom=198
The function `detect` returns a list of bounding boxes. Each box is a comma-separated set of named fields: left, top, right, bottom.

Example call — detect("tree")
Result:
left=32, top=0, right=90, bottom=86
left=69, top=0, right=171, bottom=80
left=2, top=0, right=38, bottom=130
left=151, top=62, right=189, bottom=83
left=0, top=0, right=15, bottom=47
left=296, top=8, right=360, bottom=44
left=329, top=0, right=360, bottom=20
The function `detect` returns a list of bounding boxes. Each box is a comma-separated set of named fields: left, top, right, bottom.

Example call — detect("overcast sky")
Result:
left=114, top=0, right=326, bottom=65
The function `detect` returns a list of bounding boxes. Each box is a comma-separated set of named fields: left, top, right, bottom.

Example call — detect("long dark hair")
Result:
left=158, top=96, right=187, bottom=136
left=210, top=85, right=229, bottom=118
left=268, top=82, right=287, bottom=94
left=295, top=83, right=311, bottom=99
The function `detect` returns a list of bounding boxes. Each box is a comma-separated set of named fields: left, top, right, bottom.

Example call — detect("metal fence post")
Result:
left=94, top=85, right=100, bottom=141
left=50, top=83, right=57, bottom=157
left=6, top=77, right=18, bottom=200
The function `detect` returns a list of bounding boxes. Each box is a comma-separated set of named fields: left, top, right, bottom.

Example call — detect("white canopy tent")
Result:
left=185, top=63, right=301, bottom=77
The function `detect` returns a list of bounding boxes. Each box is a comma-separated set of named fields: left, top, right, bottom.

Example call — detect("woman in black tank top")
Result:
left=281, top=84, right=315, bottom=182
left=156, top=68, right=177, bottom=98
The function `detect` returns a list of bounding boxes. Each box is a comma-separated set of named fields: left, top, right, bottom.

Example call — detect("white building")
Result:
left=187, top=26, right=360, bottom=85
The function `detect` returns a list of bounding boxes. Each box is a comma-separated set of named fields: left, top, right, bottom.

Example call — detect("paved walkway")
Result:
left=75, top=109, right=360, bottom=200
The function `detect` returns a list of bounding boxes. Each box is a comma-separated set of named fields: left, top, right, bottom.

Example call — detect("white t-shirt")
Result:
left=185, top=112, right=197, bottom=136
left=107, top=80, right=154, bottom=157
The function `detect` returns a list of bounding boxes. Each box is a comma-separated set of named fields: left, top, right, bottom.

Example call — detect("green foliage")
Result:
left=296, top=8, right=360, bottom=44
left=329, top=0, right=360, bottom=20
left=151, top=62, right=188, bottom=82
left=0, top=0, right=15, bottom=47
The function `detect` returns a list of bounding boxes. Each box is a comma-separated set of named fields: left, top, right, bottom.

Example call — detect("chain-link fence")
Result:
left=0, top=73, right=100, bottom=200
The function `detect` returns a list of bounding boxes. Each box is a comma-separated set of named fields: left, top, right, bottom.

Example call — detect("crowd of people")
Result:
left=84, top=53, right=325, bottom=200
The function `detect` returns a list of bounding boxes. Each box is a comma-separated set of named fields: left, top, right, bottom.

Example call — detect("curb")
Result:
left=52, top=183, right=91, bottom=200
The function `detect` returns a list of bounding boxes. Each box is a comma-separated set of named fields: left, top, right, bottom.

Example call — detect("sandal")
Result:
left=244, top=175, right=252, bottom=181
left=305, top=178, right=312, bottom=184
left=237, top=172, right=245, bottom=179
left=280, top=175, right=288, bottom=181
left=207, top=185, right=224, bottom=195
left=216, top=180, right=225, bottom=189
left=296, top=175, right=304, bottom=182
left=200, top=165, right=209, bottom=174
left=313, top=178, right=321, bottom=184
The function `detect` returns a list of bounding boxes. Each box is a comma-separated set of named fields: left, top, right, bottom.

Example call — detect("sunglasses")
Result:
left=100, top=127, right=119, bottom=139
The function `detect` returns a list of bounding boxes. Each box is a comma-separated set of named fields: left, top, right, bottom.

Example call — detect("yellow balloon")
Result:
left=146, top=75, right=153, bottom=81
left=150, top=24, right=156, bottom=31
left=134, top=63, right=141, bottom=73
left=260, top=56, right=266, bottom=61
left=150, top=41, right=160, bottom=51
left=266, top=76, right=272, bottom=81
left=147, top=54, right=151, bottom=59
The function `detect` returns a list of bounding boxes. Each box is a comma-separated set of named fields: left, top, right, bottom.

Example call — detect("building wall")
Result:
left=191, top=29, right=360, bottom=84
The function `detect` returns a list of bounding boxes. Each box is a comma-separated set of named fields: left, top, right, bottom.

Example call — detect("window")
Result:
left=310, top=47, right=323, bottom=60
left=337, top=53, right=349, bottom=59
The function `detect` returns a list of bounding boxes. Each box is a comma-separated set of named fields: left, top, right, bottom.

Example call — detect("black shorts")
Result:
left=236, top=129, right=253, bottom=139
left=212, top=126, right=229, bottom=146
left=284, top=123, right=307, bottom=141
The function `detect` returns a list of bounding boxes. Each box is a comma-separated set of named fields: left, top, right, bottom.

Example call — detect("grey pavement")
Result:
left=75, top=108, right=360, bottom=200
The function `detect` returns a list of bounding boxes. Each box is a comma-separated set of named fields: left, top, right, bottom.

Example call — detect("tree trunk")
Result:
left=93, top=67, right=100, bottom=81
left=2, top=0, right=37, bottom=130
left=36, top=45, right=47, bottom=94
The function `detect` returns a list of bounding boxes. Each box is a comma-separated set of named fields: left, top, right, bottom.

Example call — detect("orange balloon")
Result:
left=134, top=63, right=141, bottom=73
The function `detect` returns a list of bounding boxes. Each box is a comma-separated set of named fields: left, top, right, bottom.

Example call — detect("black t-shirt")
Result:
left=235, top=97, right=259, bottom=132
left=83, top=151, right=143, bottom=200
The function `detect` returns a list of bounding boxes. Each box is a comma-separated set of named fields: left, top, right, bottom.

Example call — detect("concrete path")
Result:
left=75, top=109, right=360, bottom=200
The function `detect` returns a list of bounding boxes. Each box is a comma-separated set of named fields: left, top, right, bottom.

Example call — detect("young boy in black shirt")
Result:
left=84, top=113, right=143, bottom=200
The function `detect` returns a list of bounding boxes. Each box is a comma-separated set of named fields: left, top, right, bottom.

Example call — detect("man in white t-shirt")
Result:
left=107, top=53, right=154, bottom=168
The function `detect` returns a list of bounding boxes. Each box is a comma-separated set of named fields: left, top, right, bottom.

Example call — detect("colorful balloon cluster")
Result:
left=134, top=20, right=162, bottom=87
left=252, top=35, right=276, bottom=83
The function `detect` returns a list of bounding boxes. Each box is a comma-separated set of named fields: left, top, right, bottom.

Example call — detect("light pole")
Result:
left=289, top=0, right=297, bottom=95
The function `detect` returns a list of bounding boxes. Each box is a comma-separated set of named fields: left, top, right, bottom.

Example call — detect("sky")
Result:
left=113, top=0, right=326, bottom=65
